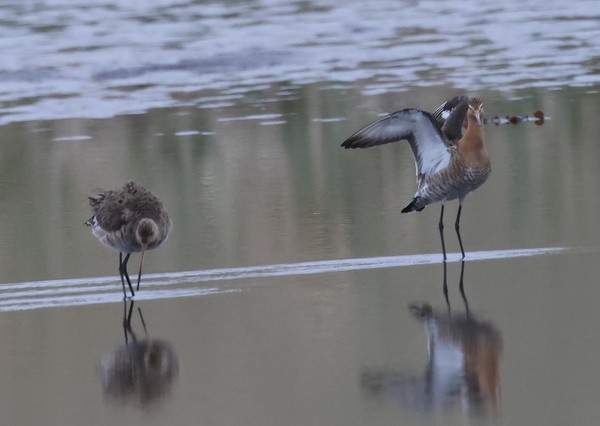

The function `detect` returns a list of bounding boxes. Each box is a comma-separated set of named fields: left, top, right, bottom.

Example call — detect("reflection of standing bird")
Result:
left=410, top=303, right=503, bottom=414
left=85, top=181, right=172, bottom=297
left=342, top=97, right=491, bottom=260
left=100, top=301, right=179, bottom=407
left=360, top=303, right=503, bottom=417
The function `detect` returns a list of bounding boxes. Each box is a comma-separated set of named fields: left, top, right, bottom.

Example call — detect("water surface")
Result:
left=1, top=1, right=600, bottom=425
left=1, top=0, right=599, bottom=124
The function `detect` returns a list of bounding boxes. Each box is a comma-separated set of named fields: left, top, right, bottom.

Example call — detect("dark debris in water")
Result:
left=484, top=110, right=546, bottom=126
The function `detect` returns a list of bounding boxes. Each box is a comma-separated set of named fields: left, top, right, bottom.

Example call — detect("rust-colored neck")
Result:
left=457, top=112, right=489, bottom=166
left=463, top=112, right=484, bottom=147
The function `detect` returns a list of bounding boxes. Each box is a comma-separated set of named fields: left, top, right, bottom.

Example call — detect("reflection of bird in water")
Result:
left=342, top=96, right=491, bottom=260
left=442, top=259, right=469, bottom=312
left=85, top=181, right=172, bottom=298
left=360, top=265, right=502, bottom=417
left=99, top=300, right=179, bottom=407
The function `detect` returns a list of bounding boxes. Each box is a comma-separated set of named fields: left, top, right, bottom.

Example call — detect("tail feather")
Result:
left=401, top=198, right=426, bottom=213
left=84, top=216, right=97, bottom=227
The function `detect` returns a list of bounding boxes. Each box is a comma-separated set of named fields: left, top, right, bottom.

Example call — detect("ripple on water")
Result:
left=0, top=247, right=572, bottom=312
left=0, top=0, right=599, bottom=124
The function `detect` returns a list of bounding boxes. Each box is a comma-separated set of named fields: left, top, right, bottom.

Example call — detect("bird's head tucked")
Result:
left=468, top=97, right=484, bottom=127
left=136, top=218, right=160, bottom=249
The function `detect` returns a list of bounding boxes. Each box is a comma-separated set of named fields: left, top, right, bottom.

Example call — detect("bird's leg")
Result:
left=122, top=297, right=128, bottom=342
left=136, top=246, right=147, bottom=292
left=138, top=306, right=150, bottom=342
left=455, top=204, right=465, bottom=259
left=458, top=260, right=469, bottom=315
left=119, top=252, right=135, bottom=298
left=438, top=204, right=447, bottom=261
left=442, top=260, right=450, bottom=311
left=118, top=252, right=126, bottom=297
left=123, top=299, right=136, bottom=344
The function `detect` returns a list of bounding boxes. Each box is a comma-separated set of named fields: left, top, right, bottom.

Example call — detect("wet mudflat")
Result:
left=1, top=1, right=600, bottom=425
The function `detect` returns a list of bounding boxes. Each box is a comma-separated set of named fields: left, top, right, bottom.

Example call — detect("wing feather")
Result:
left=432, top=95, right=470, bottom=143
left=341, top=109, right=452, bottom=177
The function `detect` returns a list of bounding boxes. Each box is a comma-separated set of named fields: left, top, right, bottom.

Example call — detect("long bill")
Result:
left=136, top=244, right=147, bottom=292
left=474, top=110, right=482, bottom=127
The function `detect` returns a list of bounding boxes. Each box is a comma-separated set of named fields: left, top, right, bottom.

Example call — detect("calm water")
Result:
left=1, top=1, right=600, bottom=425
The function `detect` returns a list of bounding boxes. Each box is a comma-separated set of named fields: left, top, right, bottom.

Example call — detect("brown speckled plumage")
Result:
left=86, top=181, right=171, bottom=297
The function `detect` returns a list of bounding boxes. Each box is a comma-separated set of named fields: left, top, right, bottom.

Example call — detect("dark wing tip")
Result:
left=432, top=95, right=469, bottom=123
left=341, top=119, right=390, bottom=149
left=340, top=132, right=396, bottom=149
left=341, top=109, right=423, bottom=149
left=432, top=95, right=472, bottom=143
left=341, top=136, right=375, bottom=149
left=340, top=139, right=356, bottom=149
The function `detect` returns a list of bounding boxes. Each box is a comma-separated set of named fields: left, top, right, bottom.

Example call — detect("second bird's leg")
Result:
left=455, top=204, right=465, bottom=259
left=442, top=260, right=450, bottom=310
left=438, top=204, right=447, bottom=261
left=123, top=298, right=136, bottom=343
left=458, top=260, right=469, bottom=315
left=119, top=252, right=135, bottom=298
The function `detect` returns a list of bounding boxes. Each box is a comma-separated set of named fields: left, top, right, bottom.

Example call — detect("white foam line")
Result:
left=218, top=113, right=283, bottom=122
left=52, top=135, right=93, bottom=141
left=146, top=247, right=570, bottom=284
left=0, top=276, right=116, bottom=291
left=0, top=247, right=570, bottom=294
left=0, top=247, right=572, bottom=312
left=0, top=287, right=240, bottom=312
left=0, top=284, right=115, bottom=300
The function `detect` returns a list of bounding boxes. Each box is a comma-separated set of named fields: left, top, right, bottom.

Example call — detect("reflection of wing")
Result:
left=361, top=369, right=432, bottom=412
left=341, top=109, right=452, bottom=177
left=413, top=304, right=503, bottom=414
left=432, top=95, right=470, bottom=143
left=361, top=304, right=502, bottom=416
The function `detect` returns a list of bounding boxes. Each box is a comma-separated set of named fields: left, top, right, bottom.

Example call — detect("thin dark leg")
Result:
left=458, top=260, right=469, bottom=315
left=123, top=299, right=136, bottom=344
left=138, top=307, right=149, bottom=340
left=136, top=269, right=142, bottom=292
left=122, top=298, right=128, bottom=342
left=455, top=204, right=465, bottom=259
left=442, top=260, right=450, bottom=311
left=119, top=252, right=135, bottom=298
left=438, top=205, right=447, bottom=261
left=119, top=252, right=126, bottom=297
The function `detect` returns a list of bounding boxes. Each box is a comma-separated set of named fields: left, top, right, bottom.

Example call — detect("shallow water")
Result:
left=2, top=1, right=600, bottom=425
left=1, top=0, right=600, bottom=124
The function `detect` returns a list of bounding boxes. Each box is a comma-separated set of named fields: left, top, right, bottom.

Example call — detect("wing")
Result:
left=88, top=190, right=130, bottom=232
left=341, top=109, right=452, bottom=177
left=432, top=95, right=469, bottom=143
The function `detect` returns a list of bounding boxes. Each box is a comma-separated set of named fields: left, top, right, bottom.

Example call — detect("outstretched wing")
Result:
left=341, top=109, right=452, bottom=177
left=432, top=95, right=470, bottom=143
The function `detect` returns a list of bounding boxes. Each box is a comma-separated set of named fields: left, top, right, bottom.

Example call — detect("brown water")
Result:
left=2, top=1, right=600, bottom=425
